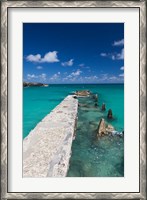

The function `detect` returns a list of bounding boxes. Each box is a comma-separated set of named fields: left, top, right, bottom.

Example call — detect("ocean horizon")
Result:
left=25, top=83, right=124, bottom=85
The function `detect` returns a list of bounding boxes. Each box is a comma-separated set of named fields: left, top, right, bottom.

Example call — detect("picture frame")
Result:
left=1, top=0, right=146, bottom=199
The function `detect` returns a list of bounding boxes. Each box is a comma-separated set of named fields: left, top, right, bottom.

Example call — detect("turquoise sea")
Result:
left=23, top=84, right=124, bottom=177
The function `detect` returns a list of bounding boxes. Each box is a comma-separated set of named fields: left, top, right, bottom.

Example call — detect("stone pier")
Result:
left=23, top=95, right=78, bottom=177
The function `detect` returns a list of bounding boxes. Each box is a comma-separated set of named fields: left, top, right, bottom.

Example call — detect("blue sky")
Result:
left=23, top=23, right=124, bottom=84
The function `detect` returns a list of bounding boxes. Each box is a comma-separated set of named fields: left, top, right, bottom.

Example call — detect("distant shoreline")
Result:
left=23, top=82, right=48, bottom=87
left=23, top=82, right=124, bottom=86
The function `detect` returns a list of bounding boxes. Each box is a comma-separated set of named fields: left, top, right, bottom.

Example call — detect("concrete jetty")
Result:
left=23, top=95, right=78, bottom=177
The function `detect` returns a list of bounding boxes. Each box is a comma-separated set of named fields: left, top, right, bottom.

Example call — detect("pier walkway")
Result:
left=23, top=95, right=78, bottom=177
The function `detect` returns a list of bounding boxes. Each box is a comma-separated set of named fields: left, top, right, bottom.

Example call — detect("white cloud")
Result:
left=63, top=69, right=82, bottom=82
left=61, top=72, right=124, bottom=83
left=41, top=51, right=59, bottom=63
left=26, top=54, right=41, bottom=62
left=109, top=76, right=118, bottom=80
left=36, top=66, right=43, bottom=69
left=79, top=63, right=90, bottom=69
left=100, top=73, right=108, bottom=81
left=100, top=37, right=124, bottom=60
left=120, top=66, right=124, bottom=70
left=57, top=72, right=60, bottom=75
left=100, top=48, right=124, bottom=60
left=63, top=77, right=68, bottom=81
left=67, top=75, right=72, bottom=78
left=26, top=51, right=59, bottom=63
left=116, top=48, right=124, bottom=60
left=100, top=53, right=107, bottom=57
left=111, top=55, right=115, bottom=60
left=119, top=73, right=124, bottom=77
left=77, top=75, right=98, bottom=83
left=50, top=73, right=60, bottom=80
left=99, top=73, right=124, bottom=82
left=113, top=39, right=124, bottom=46
left=71, top=69, right=82, bottom=76
left=69, top=77, right=76, bottom=82
left=79, top=63, right=85, bottom=67
left=27, top=74, right=38, bottom=79
left=61, top=59, right=74, bottom=66
left=83, top=76, right=98, bottom=80
left=39, top=73, right=46, bottom=80
left=27, top=73, right=47, bottom=81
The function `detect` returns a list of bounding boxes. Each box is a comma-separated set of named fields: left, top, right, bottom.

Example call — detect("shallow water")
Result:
left=67, top=94, right=124, bottom=177
left=23, top=84, right=124, bottom=177
left=23, top=84, right=124, bottom=138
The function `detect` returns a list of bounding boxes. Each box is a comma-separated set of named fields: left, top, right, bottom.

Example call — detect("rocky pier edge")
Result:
left=23, top=95, right=78, bottom=177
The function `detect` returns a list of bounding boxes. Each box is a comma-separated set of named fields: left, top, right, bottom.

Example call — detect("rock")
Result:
left=117, top=131, right=124, bottom=137
left=119, top=131, right=124, bottom=137
left=92, top=94, right=98, bottom=102
left=97, top=118, right=106, bottom=137
left=74, top=90, right=90, bottom=97
left=111, top=131, right=123, bottom=137
left=97, top=120, right=115, bottom=137
left=23, top=82, right=48, bottom=87
left=106, top=124, right=115, bottom=134
left=107, top=124, right=114, bottom=131
left=101, top=103, right=106, bottom=111
left=111, top=131, right=118, bottom=136
left=23, top=82, right=30, bottom=87
left=95, top=103, right=98, bottom=107
left=107, top=109, right=113, bottom=119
